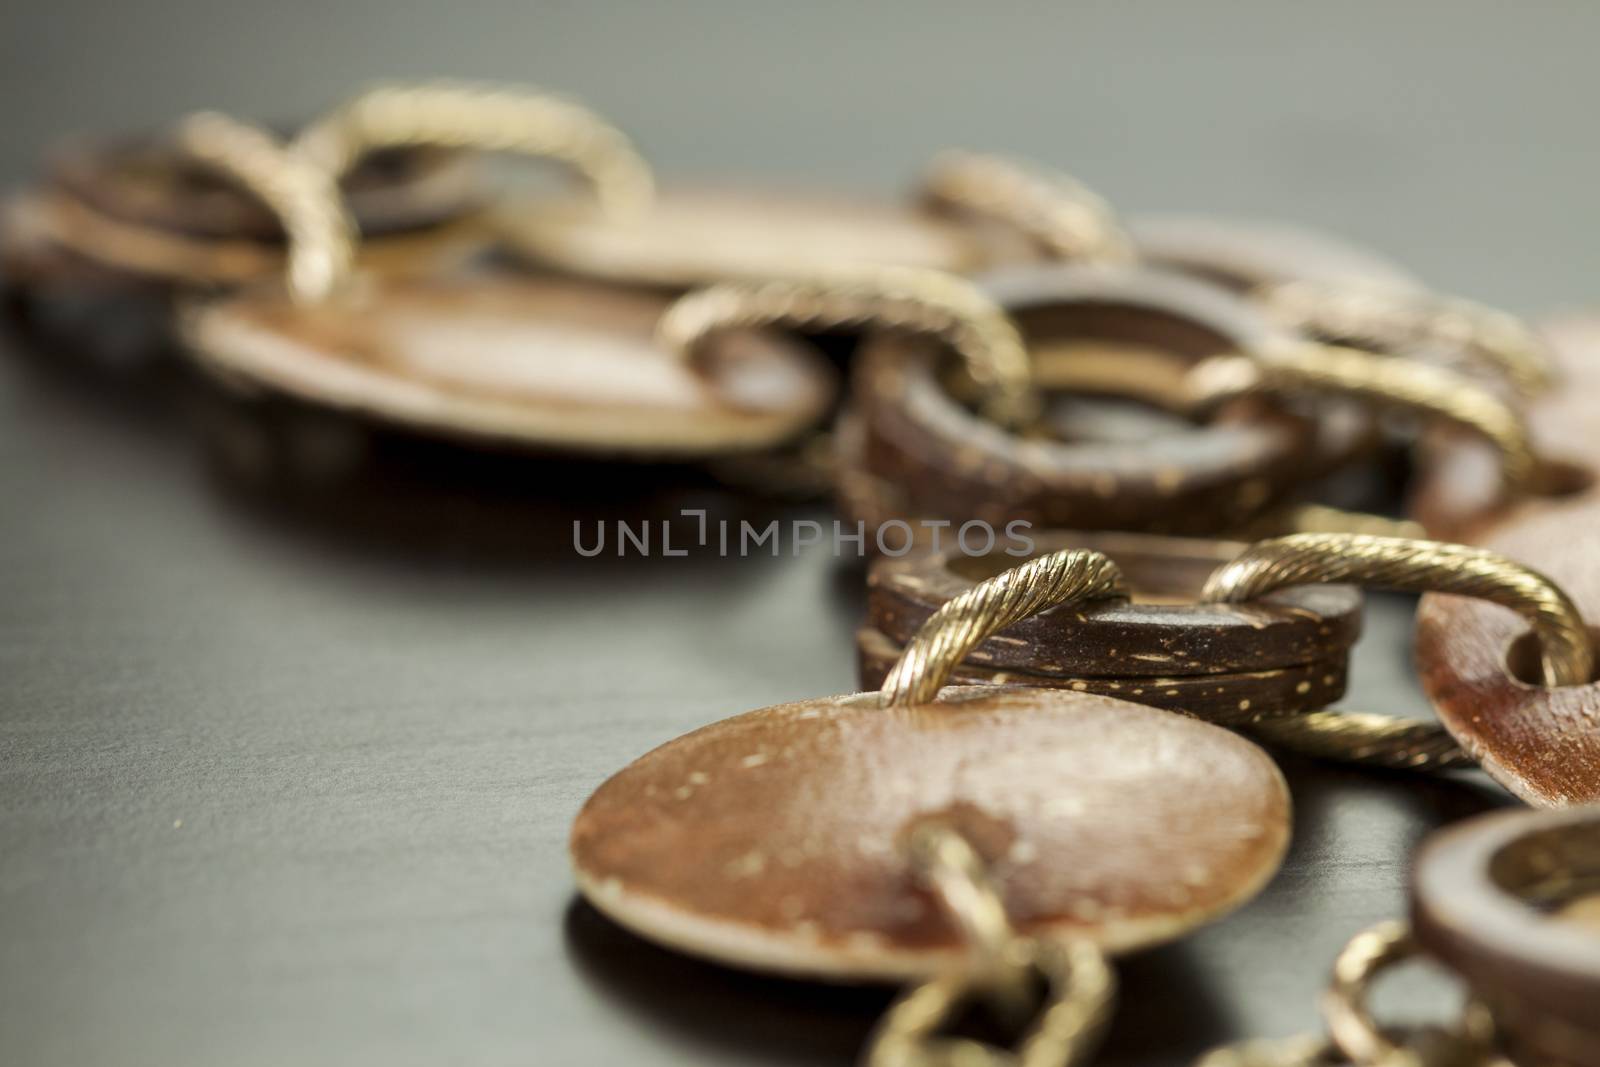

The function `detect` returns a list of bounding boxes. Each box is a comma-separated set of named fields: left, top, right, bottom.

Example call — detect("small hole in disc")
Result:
left=1503, top=625, right=1600, bottom=687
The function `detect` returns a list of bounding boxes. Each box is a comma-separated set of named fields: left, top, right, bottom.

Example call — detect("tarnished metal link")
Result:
left=920, top=151, right=1138, bottom=265
left=1258, top=279, right=1554, bottom=399
left=1202, top=533, right=1592, bottom=688
left=659, top=263, right=1041, bottom=429
left=175, top=112, right=357, bottom=304
left=293, top=80, right=654, bottom=219
left=1185, top=343, right=1540, bottom=493
left=866, top=826, right=1116, bottom=1067
left=880, top=549, right=1128, bottom=707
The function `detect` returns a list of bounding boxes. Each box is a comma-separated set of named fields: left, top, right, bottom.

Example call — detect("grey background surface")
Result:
left=0, top=3, right=1588, bottom=1065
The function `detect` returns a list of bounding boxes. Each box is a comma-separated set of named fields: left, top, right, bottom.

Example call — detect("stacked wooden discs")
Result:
left=858, top=531, right=1363, bottom=726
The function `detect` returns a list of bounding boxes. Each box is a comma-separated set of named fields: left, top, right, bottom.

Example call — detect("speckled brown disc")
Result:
left=1128, top=214, right=1420, bottom=293
left=868, top=531, right=1362, bottom=678
left=854, top=626, right=1350, bottom=723
left=570, top=686, right=1290, bottom=980
left=184, top=273, right=835, bottom=455
left=500, top=186, right=1000, bottom=288
left=1411, top=807, right=1600, bottom=1066
left=844, top=263, right=1373, bottom=537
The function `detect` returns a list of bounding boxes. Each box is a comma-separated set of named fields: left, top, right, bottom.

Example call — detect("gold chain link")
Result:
left=293, top=80, right=654, bottom=219
left=175, top=112, right=357, bottom=304
left=1196, top=921, right=1505, bottom=1067
left=1185, top=343, right=1540, bottom=493
left=659, top=263, right=1042, bottom=429
left=879, top=549, right=1128, bottom=706
left=920, top=151, right=1138, bottom=264
left=1258, top=279, right=1554, bottom=399
left=1246, top=712, right=1474, bottom=772
left=1202, top=533, right=1591, bottom=687
left=1200, top=532, right=1592, bottom=770
left=866, top=824, right=1116, bottom=1067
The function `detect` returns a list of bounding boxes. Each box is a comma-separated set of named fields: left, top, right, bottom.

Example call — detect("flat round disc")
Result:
left=570, top=686, right=1290, bottom=980
left=184, top=273, right=836, bottom=455
left=502, top=186, right=993, bottom=288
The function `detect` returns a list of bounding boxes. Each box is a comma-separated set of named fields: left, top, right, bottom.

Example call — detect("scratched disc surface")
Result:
left=570, top=686, right=1290, bottom=980
left=185, top=272, right=835, bottom=455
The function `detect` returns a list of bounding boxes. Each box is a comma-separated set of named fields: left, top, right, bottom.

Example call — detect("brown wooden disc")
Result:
left=45, top=133, right=483, bottom=241
left=501, top=186, right=1001, bottom=288
left=1409, top=313, right=1600, bottom=543
left=867, top=531, right=1362, bottom=678
left=1411, top=806, right=1600, bottom=1067
left=1412, top=315, right=1600, bottom=805
left=183, top=272, right=836, bottom=455
left=570, top=686, right=1290, bottom=979
left=844, top=264, right=1373, bottom=536
left=1129, top=214, right=1421, bottom=293
left=1414, top=497, right=1600, bottom=806
left=855, top=626, right=1349, bottom=724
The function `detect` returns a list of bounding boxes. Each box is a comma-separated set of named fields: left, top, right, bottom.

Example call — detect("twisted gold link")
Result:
left=1186, top=343, right=1540, bottom=492
left=920, top=151, right=1137, bottom=264
left=659, top=264, right=1040, bottom=428
left=867, top=824, right=1115, bottom=1067
left=1259, top=279, right=1554, bottom=398
left=175, top=112, right=356, bottom=304
left=1202, top=533, right=1592, bottom=688
left=293, top=80, right=654, bottom=219
left=1246, top=712, right=1475, bottom=772
left=1323, top=921, right=1418, bottom=1066
left=906, top=823, right=1020, bottom=988
left=881, top=549, right=1128, bottom=707
left=1199, top=923, right=1504, bottom=1067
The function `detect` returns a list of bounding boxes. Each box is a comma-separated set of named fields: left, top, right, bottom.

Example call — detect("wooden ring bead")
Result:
left=844, top=264, right=1373, bottom=536
left=1411, top=806, right=1600, bottom=1067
